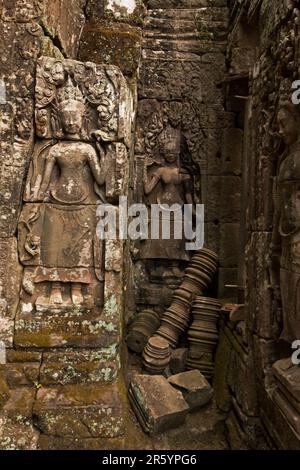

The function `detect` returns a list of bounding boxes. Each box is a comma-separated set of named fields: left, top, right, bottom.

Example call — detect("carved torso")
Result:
left=156, top=167, right=185, bottom=206
left=47, top=142, right=98, bottom=204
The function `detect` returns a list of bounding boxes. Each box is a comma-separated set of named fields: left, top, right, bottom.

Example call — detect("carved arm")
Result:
left=181, top=170, right=195, bottom=207
left=87, top=145, right=106, bottom=186
left=144, top=167, right=161, bottom=195
left=38, top=154, right=56, bottom=199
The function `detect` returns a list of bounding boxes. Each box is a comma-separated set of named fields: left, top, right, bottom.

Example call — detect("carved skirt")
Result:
left=19, top=203, right=103, bottom=284
left=138, top=208, right=190, bottom=261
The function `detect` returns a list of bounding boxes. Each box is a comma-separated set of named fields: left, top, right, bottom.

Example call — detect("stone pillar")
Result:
left=0, top=48, right=133, bottom=447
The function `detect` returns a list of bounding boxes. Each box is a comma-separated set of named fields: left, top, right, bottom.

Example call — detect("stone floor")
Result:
left=124, top=351, right=229, bottom=450
left=126, top=400, right=228, bottom=450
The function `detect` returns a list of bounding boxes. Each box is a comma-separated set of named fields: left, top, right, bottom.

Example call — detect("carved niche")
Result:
left=270, top=101, right=300, bottom=344
left=134, top=100, right=199, bottom=263
left=18, top=57, right=132, bottom=311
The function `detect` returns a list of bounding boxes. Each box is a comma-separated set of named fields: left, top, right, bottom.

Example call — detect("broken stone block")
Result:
left=129, top=375, right=189, bottom=435
left=170, top=348, right=188, bottom=375
left=168, top=370, right=213, bottom=410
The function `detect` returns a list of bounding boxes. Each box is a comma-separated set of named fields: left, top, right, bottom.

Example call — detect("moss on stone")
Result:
left=6, top=351, right=41, bottom=363
left=79, top=22, right=142, bottom=76
left=0, top=376, right=10, bottom=407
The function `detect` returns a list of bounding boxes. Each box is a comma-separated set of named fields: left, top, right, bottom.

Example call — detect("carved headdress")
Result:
left=57, top=75, right=85, bottom=107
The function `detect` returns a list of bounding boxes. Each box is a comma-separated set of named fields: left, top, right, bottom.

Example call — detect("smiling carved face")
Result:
left=61, top=100, right=85, bottom=136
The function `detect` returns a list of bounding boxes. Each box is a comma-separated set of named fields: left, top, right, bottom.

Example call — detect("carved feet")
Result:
left=50, top=282, right=64, bottom=305
left=71, top=283, right=84, bottom=305
left=36, top=282, right=85, bottom=309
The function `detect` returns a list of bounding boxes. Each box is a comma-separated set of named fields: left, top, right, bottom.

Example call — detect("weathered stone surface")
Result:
left=259, top=384, right=300, bottom=450
left=213, top=327, right=232, bottom=413
left=129, top=375, right=189, bottom=434
left=0, top=387, right=38, bottom=450
left=41, top=0, right=86, bottom=57
left=252, top=336, right=289, bottom=392
left=0, top=238, right=22, bottom=321
left=136, top=284, right=174, bottom=307
left=39, top=348, right=119, bottom=385
left=204, top=221, right=220, bottom=254
left=33, top=382, right=126, bottom=438
left=4, top=0, right=300, bottom=451
left=0, top=372, right=10, bottom=408
left=219, top=176, right=241, bottom=223
left=0, top=416, right=39, bottom=450
left=219, top=223, right=240, bottom=268
left=168, top=370, right=213, bottom=410
left=227, top=351, right=258, bottom=417
left=170, top=348, right=188, bottom=375
left=273, top=359, right=300, bottom=403
left=79, top=22, right=142, bottom=76
left=218, top=268, right=238, bottom=299
left=1, top=387, right=36, bottom=420
left=14, top=307, right=120, bottom=348
left=86, top=0, right=146, bottom=25
left=221, top=128, right=243, bottom=176
left=37, top=435, right=126, bottom=450
left=225, top=410, right=250, bottom=450
left=1, top=0, right=85, bottom=57
left=246, top=231, right=280, bottom=339
left=6, top=350, right=42, bottom=363
left=229, top=305, right=245, bottom=323
left=5, top=363, right=40, bottom=388
left=0, top=0, right=132, bottom=452
left=148, top=0, right=212, bottom=8
left=229, top=47, right=257, bottom=76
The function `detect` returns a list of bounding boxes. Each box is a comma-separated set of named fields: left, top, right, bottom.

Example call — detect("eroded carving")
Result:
left=18, top=57, right=131, bottom=310
left=271, top=101, right=300, bottom=342
left=136, top=109, right=196, bottom=262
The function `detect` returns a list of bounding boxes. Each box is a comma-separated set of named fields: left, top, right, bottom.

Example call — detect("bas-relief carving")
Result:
left=18, top=57, right=131, bottom=310
left=271, top=102, right=300, bottom=344
left=134, top=100, right=199, bottom=264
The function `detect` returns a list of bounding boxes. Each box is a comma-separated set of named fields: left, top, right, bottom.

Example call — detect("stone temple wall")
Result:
left=131, top=0, right=239, bottom=322
left=79, top=0, right=240, bottom=319
left=1, top=0, right=299, bottom=452
left=214, top=0, right=300, bottom=450
left=0, top=0, right=134, bottom=450
left=0, top=0, right=87, bottom=450
left=0, top=0, right=242, bottom=449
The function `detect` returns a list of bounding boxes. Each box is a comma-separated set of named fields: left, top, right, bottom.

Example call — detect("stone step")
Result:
left=147, top=0, right=216, bottom=8
left=141, top=47, right=226, bottom=63
left=144, top=17, right=228, bottom=36
left=144, top=31, right=202, bottom=40
left=145, top=18, right=197, bottom=34
left=142, top=38, right=220, bottom=54
left=148, top=8, right=228, bottom=22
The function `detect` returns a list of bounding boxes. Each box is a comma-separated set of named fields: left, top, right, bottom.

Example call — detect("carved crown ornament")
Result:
left=34, top=57, right=133, bottom=145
